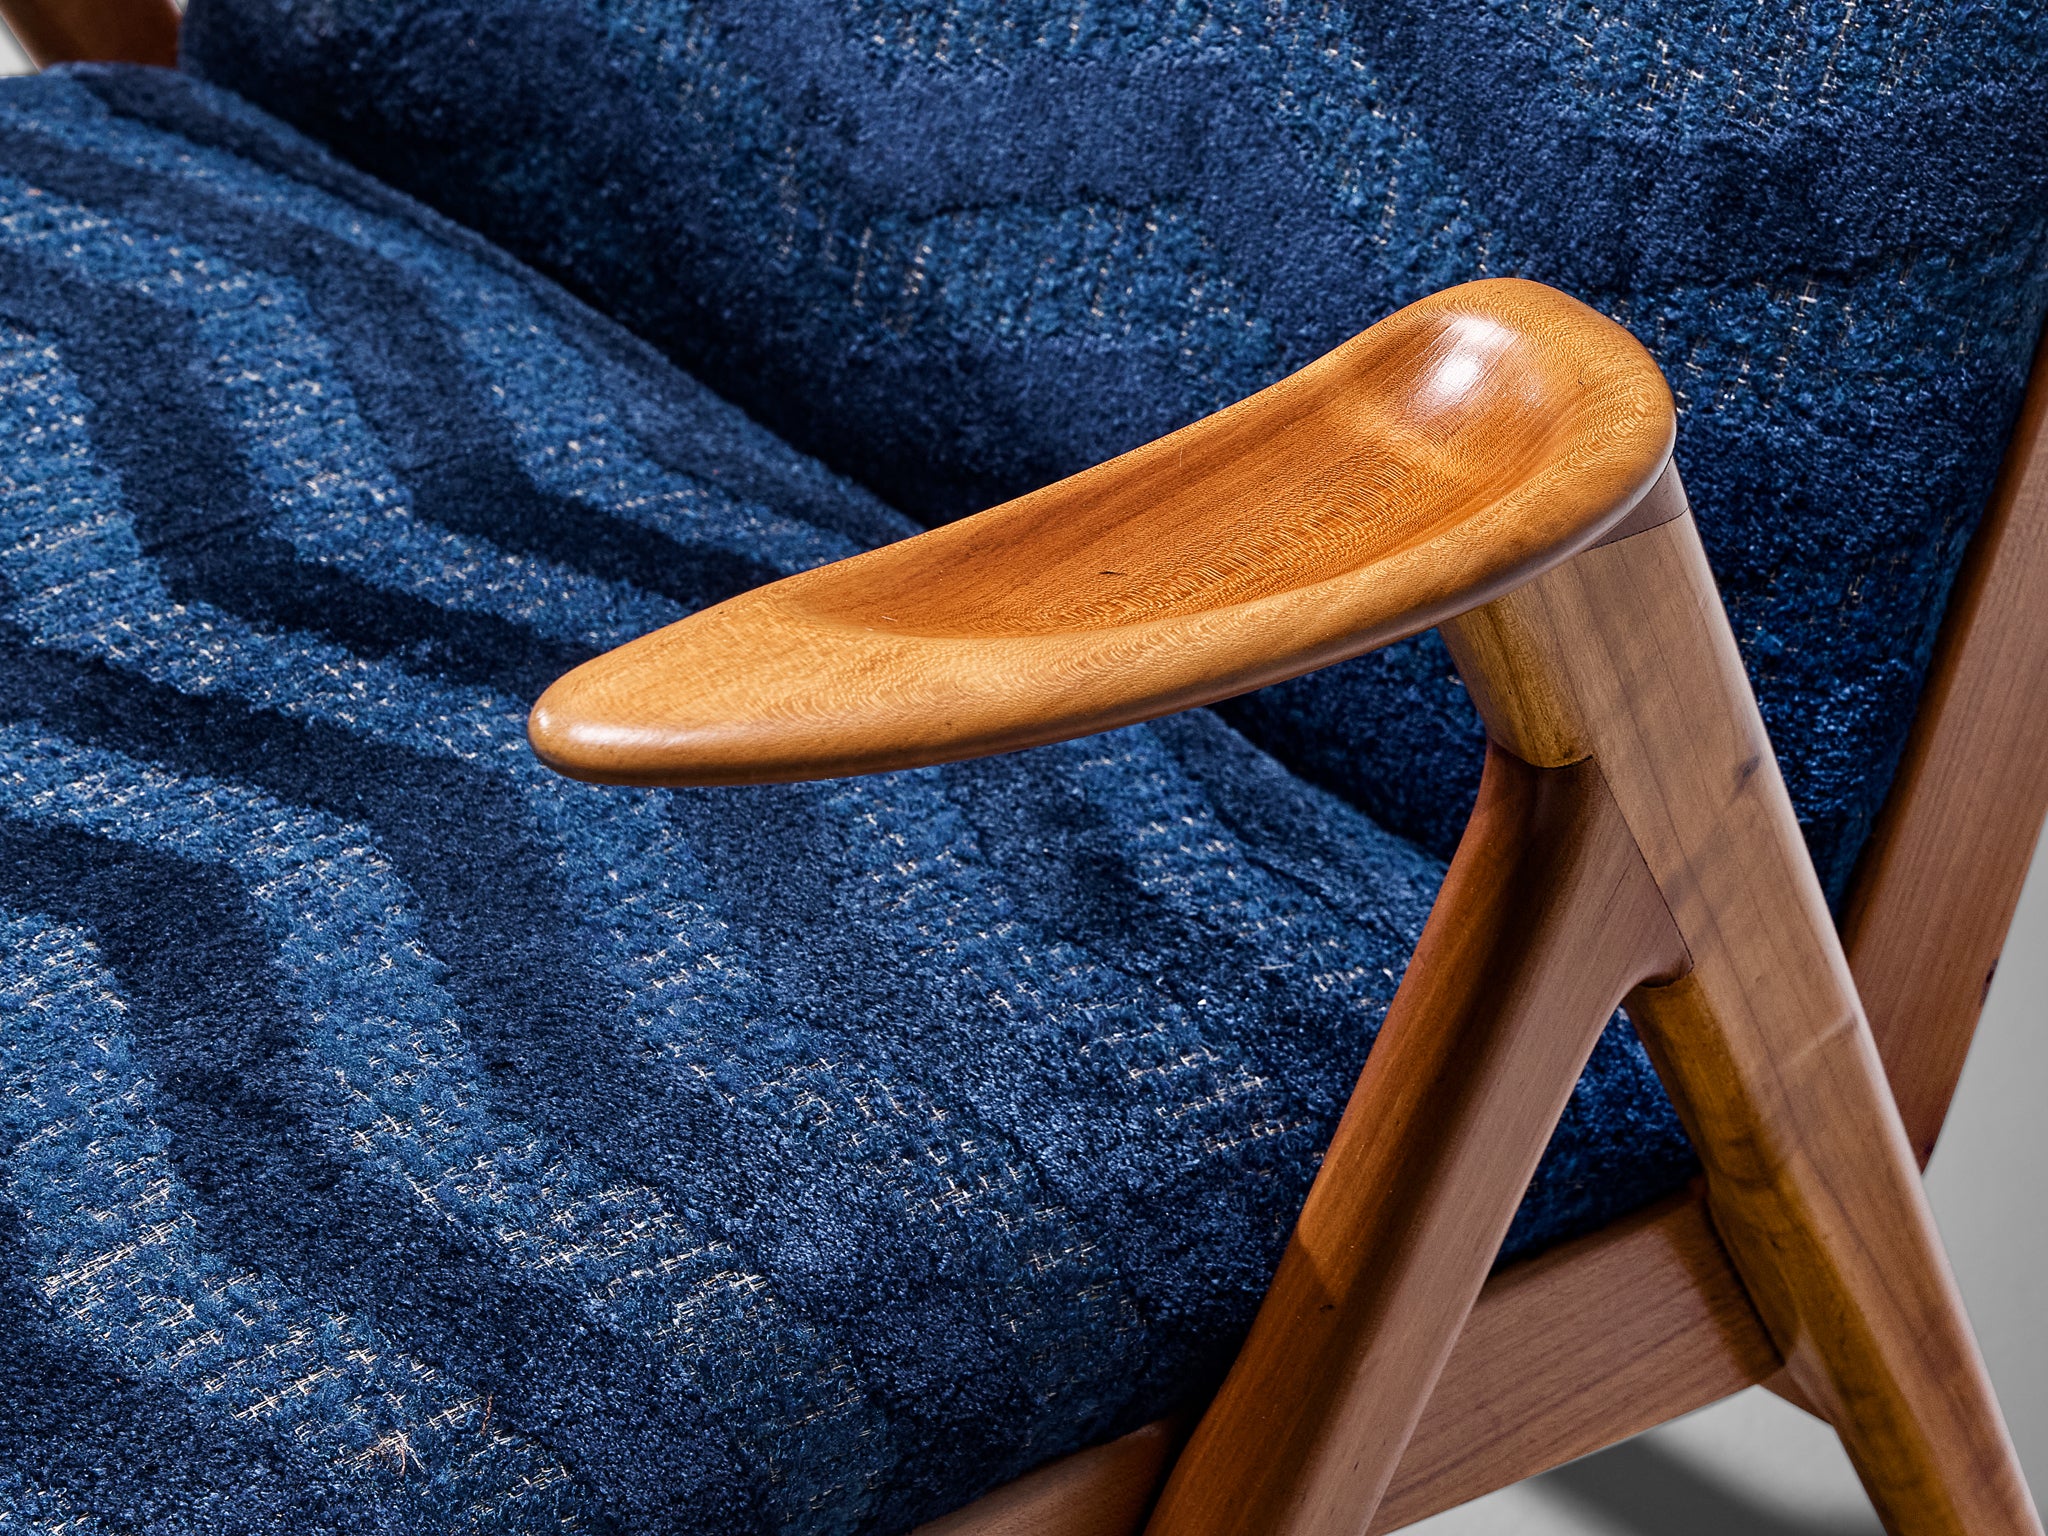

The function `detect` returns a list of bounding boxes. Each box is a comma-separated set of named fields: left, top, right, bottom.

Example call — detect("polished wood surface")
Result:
left=1443, top=493, right=2041, bottom=1535
left=1843, top=327, right=2048, bottom=1162
left=531, top=279, right=1674, bottom=786
left=0, top=0, right=179, bottom=67
left=1147, top=745, right=1688, bottom=1536
left=1377, top=299, right=2048, bottom=1528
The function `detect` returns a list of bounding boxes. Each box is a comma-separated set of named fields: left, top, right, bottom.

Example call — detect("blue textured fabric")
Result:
left=182, top=0, right=2048, bottom=888
left=0, top=69, right=1697, bottom=1533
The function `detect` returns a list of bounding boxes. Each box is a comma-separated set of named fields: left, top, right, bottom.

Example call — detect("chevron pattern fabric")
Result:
left=184, top=0, right=2048, bottom=895
left=0, top=68, right=1699, bottom=1534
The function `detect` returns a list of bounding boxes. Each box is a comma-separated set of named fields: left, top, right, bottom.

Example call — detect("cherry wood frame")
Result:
left=10, top=5, right=2044, bottom=1530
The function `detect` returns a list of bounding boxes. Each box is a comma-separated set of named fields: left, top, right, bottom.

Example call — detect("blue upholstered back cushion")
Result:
left=0, top=69, right=1696, bottom=1533
left=182, top=0, right=2048, bottom=891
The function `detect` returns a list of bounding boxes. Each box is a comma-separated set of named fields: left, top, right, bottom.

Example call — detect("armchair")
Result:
left=1, top=2, right=2044, bottom=1534
left=533, top=275, right=2036, bottom=1536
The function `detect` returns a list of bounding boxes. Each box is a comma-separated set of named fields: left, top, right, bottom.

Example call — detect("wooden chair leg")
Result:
left=1145, top=741, right=1690, bottom=1536
left=1444, top=466, right=2041, bottom=1535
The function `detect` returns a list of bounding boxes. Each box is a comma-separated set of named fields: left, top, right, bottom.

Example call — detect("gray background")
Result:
left=0, top=21, right=2038, bottom=1530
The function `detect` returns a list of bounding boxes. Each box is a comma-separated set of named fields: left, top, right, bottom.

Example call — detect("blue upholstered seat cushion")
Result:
left=182, top=0, right=2048, bottom=891
left=0, top=69, right=1697, bottom=1533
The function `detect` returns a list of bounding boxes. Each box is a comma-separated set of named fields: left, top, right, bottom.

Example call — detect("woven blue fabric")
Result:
left=0, top=69, right=1696, bottom=1533
left=183, top=0, right=2048, bottom=888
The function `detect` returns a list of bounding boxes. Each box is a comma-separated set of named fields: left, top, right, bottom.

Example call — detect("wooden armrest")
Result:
left=0, top=0, right=179, bottom=68
left=529, top=272, right=2039, bottom=1536
left=528, top=278, right=1674, bottom=786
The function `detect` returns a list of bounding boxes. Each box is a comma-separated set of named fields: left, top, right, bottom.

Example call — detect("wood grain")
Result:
left=0, top=0, right=178, bottom=67
left=531, top=279, right=1674, bottom=786
left=1146, top=745, right=1689, bottom=1536
left=1842, top=327, right=2048, bottom=1162
left=1443, top=491, right=2041, bottom=1535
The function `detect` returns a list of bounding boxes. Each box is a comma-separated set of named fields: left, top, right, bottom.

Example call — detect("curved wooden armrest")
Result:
left=0, top=0, right=179, bottom=68
left=529, top=278, right=1674, bottom=786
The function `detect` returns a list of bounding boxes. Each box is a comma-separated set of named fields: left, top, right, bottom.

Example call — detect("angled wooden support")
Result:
left=1146, top=744, right=1689, bottom=1533
left=1441, top=474, right=2040, bottom=1536
left=1843, top=325, right=2048, bottom=1164
left=0, top=0, right=179, bottom=68
left=1151, top=471, right=2041, bottom=1536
